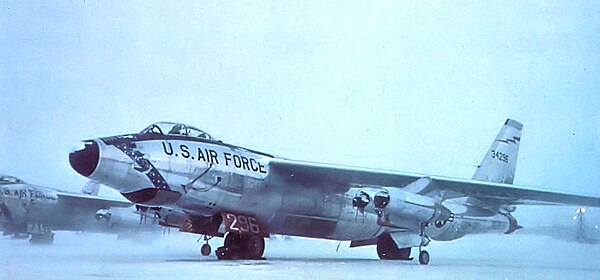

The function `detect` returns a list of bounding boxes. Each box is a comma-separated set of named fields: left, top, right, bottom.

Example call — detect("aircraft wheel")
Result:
left=244, top=235, right=265, bottom=260
left=217, top=233, right=244, bottom=260
left=216, top=247, right=229, bottom=260
left=224, top=233, right=243, bottom=249
left=418, top=250, right=430, bottom=265
left=376, top=234, right=400, bottom=260
left=200, top=243, right=211, bottom=256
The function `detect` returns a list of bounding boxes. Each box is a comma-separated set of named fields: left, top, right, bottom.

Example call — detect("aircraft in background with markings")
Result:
left=0, top=176, right=165, bottom=243
left=69, top=119, right=600, bottom=264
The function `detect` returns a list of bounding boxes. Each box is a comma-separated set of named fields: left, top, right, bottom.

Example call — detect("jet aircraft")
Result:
left=69, top=120, right=600, bottom=264
left=573, top=208, right=599, bottom=244
left=0, top=175, right=159, bottom=243
left=518, top=208, right=599, bottom=244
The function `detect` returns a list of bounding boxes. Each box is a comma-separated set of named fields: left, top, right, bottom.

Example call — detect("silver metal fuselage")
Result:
left=83, top=134, right=510, bottom=242
left=92, top=136, right=384, bottom=240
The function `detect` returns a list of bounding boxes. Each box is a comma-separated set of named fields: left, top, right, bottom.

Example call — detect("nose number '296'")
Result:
left=222, top=212, right=261, bottom=235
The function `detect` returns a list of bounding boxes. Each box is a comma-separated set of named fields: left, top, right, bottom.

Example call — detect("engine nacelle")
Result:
left=427, top=213, right=515, bottom=241
left=373, top=188, right=453, bottom=229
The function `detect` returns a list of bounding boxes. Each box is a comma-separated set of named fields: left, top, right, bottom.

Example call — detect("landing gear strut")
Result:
left=216, top=233, right=265, bottom=260
left=417, top=222, right=431, bottom=265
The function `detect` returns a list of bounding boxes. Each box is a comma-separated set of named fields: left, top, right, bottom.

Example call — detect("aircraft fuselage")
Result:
left=88, top=135, right=385, bottom=241
left=74, top=132, right=512, bottom=243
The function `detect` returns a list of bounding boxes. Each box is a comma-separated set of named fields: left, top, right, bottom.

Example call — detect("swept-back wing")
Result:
left=57, top=192, right=132, bottom=208
left=269, top=159, right=600, bottom=207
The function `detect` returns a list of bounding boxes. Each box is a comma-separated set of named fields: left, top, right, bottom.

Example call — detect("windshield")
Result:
left=0, top=176, right=24, bottom=185
left=140, top=122, right=215, bottom=141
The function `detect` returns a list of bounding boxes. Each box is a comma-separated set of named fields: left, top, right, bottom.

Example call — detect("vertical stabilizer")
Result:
left=472, top=119, right=522, bottom=184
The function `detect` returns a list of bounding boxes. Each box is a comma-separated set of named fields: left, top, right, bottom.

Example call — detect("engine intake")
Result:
left=352, top=191, right=371, bottom=209
left=373, top=190, right=390, bottom=210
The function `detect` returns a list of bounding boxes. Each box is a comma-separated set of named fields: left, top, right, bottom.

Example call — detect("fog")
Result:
left=1, top=1, right=599, bottom=278
left=1, top=1, right=598, bottom=196
left=1, top=231, right=599, bottom=279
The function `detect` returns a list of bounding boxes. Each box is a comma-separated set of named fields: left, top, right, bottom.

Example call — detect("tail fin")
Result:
left=472, top=119, right=522, bottom=184
left=81, top=181, right=100, bottom=196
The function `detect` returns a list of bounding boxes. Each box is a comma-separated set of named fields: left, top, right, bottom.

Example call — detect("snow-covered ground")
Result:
left=1, top=231, right=598, bottom=280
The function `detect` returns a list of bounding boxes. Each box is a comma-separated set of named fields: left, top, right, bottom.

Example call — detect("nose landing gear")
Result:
left=199, top=235, right=213, bottom=256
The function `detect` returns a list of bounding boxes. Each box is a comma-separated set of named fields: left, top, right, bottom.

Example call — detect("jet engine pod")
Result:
left=372, top=187, right=454, bottom=229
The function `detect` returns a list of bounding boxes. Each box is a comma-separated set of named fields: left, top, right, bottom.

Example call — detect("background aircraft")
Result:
left=573, top=208, right=599, bottom=243
left=517, top=207, right=599, bottom=244
left=0, top=175, right=161, bottom=243
left=69, top=119, right=600, bottom=264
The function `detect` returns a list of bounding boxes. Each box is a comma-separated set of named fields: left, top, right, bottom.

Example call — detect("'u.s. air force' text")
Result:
left=161, top=142, right=267, bottom=174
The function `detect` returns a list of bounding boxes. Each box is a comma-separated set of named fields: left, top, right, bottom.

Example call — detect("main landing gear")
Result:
left=376, top=233, right=430, bottom=265
left=216, top=233, right=265, bottom=260
left=27, top=223, right=55, bottom=245
left=29, top=232, right=55, bottom=245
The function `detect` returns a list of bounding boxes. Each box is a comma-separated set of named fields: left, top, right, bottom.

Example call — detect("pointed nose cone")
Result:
left=69, top=141, right=99, bottom=177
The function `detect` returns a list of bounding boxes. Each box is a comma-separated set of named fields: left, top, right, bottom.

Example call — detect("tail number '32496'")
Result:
left=221, top=212, right=262, bottom=235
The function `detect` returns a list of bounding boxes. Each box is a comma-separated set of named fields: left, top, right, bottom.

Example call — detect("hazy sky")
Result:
left=1, top=1, right=599, bottom=199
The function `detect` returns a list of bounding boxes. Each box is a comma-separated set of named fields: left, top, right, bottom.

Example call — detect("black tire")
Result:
left=219, top=233, right=265, bottom=260
left=244, top=235, right=265, bottom=260
left=216, top=246, right=230, bottom=260
left=376, top=234, right=400, bottom=260
left=200, top=244, right=211, bottom=256
left=224, top=233, right=242, bottom=247
left=418, top=250, right=430, bottom=265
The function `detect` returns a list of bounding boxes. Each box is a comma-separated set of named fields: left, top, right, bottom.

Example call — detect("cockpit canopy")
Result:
left=140, top=122, right=216, bottom=141
left=0, top=175, right=24, bottom=185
